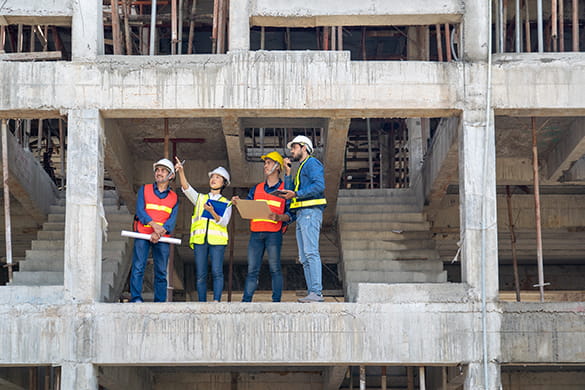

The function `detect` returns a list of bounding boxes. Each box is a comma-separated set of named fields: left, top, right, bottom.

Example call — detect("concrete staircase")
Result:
left=9, top=190, right=133, bottom=302
left=337, top=189, right=447, bottom=301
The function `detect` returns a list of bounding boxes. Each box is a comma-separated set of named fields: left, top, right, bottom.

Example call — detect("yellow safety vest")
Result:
left=189, top=194, right=229, bottom=247
left=290, top=157, right=327, bottom=209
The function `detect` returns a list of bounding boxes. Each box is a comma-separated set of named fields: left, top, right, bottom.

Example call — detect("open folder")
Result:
left=235, top=200, right=273, bottom=220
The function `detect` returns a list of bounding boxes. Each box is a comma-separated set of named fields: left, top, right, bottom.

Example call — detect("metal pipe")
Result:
left=537, top=0, right=544, bottom=52
left=359, top=366, right=365, bottom=390
left=366, top=118, right=374, bottom=189
left=503, top=0, right=508, bottom=52
left=260, top=26, right=265, bottom=50
left=337, top=26, right=343, bottom=50
left=525, top=0, right=532, bottom=52
left=217, top=0, right=225, bottom=54
left=164, top=118, right=169, bottom=158
left=559, top=0, right=564, bottom=52
left=515, top=0, right=521, bottom=52
left=419, top=367, right=426, bottom=390
left=497, top=0, right=503, bottom=52
left=323, top=26, right=329, bottom=50
left=506, top=185, right=521, bottom=301
left=573, top=0, right=579, bottom=51
left=37, top=119, right=43, bottom=160
left=331, top=26, right=336, bottom=51
left=531, top=117, right=546, bottom=302
left=17, top=24, right=23, bottom=53
left=2, top=119, right=13, bottom=282
left=552, top=0, right=558, bottom=51
left=149, top=0, right=158, bottom=55
left=178, top=0, right=183, bottom=54
left=171, top=0, right=177, bottom=54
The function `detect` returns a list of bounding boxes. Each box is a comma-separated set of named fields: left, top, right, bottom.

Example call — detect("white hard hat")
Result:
left=153, top=158, right=175, bottom=176
left=208, top=166, right=230, bottom=186
left=287, top=135, right=313, bottom=154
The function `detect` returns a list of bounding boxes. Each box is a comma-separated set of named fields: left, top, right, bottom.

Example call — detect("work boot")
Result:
left=298, top=292, right=325, bottom=303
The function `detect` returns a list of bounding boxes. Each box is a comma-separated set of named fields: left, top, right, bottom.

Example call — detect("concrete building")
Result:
left=1, top=0, right=585, bottom=388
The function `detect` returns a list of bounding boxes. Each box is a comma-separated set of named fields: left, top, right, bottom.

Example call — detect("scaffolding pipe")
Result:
left=537, top=0, right=543, bottom=52
left=359, top=366, right=365, bottom=390
left=436, top=24, right=443, bottom=61
left=552, top=0, right=558, bottom=51
left=498, top=0, right=505, bottom=52
left=112, top=0, right=123, bottom=54
left=217, top=0, right=225, bottom=54
left=149, top=0, right=157, bottom=55
left=366, top=118, right=374, bottom=189
left=419, top=367, right=426, bottom=390
left=559, top=0, right=564, bottom=52
left=337, top=26, right=343, bottom=50
left=515, top=0, right=521, bottom=52
left=445, top=24, right=452, bottom=61
left=525, top=0, right=532, bottom=52
left=0, top=26, right=5, bottom=53
left=2, top=119, right=13, bottom=283
left=506, top=185, right=521, bottom=301
left=187, top=0, right=197, bottom=54
left=123, top=0, right=132, bottom=55
left=171, top=0, right=177, bottom=54
left=573, top=0, right=579, bottom=51
left=380, top=366, right=387, bottom=390
left=260, top=26, right=265, bottom=49
left=531, top=117, right=546, bottom=302
left=178, top=0, right=183, bottom=54
left=59, top=118, right=65, bottom=188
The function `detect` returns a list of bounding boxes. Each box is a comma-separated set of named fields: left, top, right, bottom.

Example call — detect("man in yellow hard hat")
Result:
left=233, top=151, right=291, bottom=302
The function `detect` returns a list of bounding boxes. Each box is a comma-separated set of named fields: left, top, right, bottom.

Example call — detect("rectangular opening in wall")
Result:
left=0, top=25, right=71, bottom=61
left=0, top=366, right=61, bottom=389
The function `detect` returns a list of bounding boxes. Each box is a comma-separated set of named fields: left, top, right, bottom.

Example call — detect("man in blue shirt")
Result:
left=280, top=136, right=327, bottom=303
left=130, top=158, right=179, bottom=303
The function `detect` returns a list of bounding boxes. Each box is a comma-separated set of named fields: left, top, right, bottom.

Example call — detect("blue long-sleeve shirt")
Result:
left=284, top=156, right=326, bottom=212
left=135, top=183, right=179, bottom=234
left=247, top=179, right=293, bottom=225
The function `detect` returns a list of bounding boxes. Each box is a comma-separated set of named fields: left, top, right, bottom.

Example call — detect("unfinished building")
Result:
left=1, top=0, right=585, bottom=389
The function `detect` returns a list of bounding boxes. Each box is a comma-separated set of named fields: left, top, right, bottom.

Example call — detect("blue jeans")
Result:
left=296, top=207, right=323, bottom=296
left=194, top=243, right=226, bottom=301
left=242, top=231, right=283, bottom=302
left=130, top=238, right=170, bottom=302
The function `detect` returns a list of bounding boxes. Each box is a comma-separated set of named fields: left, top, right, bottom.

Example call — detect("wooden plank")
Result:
left=0, top=51, right=61, bottom=61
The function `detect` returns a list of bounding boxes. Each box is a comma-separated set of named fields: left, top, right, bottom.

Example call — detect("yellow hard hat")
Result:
left=261, top=151, right=284, bottom=171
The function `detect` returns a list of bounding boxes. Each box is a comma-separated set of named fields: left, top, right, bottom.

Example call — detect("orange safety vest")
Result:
left=250, top=182, right=286, bottom=232
left=134, top=184, right=177, bottom=237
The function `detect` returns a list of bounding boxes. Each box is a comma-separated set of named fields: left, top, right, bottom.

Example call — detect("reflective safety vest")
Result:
left=290, top=156, right=327, bottom=209
left=189, top=193, right=229, bottom=247
left=250, top=181, right=286, bottom=232
left=134, top=184, right=177, bottom=237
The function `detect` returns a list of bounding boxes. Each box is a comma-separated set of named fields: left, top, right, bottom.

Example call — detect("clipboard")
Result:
left=267, top=189, right=289, bottom=198
left=202, top=199, right=228, bottom=219
left=235, top=200, right=273, bottom=220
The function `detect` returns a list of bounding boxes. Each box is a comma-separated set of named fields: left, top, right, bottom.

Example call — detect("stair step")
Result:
left=340, top=230, right=432, bottom=241
left=339, top=220, right=431, bottom=232
left=10, top=271, right=64, bottom=285
left=343, top=259, right=445, bottom=272
left=54, top=195, right=121, bottom=207
left=337, top=204, right=422, bottom=213
left=42, top=221, right=130, bottom=232
left=342, top=249, right=440, bottom=261
left=340, top=239, right=436, bottom=251
left=48, top=212, right=132, bottom=223
left=345, top=270, right=447, bottom=284
left=338, top=212, right=427, bottom=223
left=31, top=240, right=127, bottom=251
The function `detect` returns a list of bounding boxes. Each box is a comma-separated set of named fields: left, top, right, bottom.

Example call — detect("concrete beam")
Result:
left=323, top=118, right=350, bottom=225
left=2, top=128, right=57, bottom=224
left=492, top=54, right=585, bottom=115
left=104, top=119, right=136, bottom=213
left=323, top=366, right=348, bottom=390
left=222, top=116, right=248, bottom=186
left=249, top=0, right=463, bottom=27
left=561, top=156, right=585, bottom=182
left=71, top=0, right=103, bottom=60
left=545, top=118, right=585, bottom=182
left=422, top=117, right=459, bottom=209
left=501, top=302, right=585, bottom=363
left=0, top=0, right=72, bottom=26
left=0, top=52, right=461, bottom=116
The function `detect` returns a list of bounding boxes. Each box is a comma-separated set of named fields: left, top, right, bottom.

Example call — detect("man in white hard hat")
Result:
left=279, top=135, right=327, bottom=303
left=130, top=158, right=179, bottom=303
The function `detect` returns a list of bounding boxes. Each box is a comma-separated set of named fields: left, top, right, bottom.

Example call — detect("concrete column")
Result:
left=228, top=0, right=250, bottom=51
left=407, top=26, right=429, bottom=60
left=459, top=107, right=498, bottom=300
left=464, top=362, right=501, bottom=390
left=72, top=0, right=104, bottom=60
left=462, top=1, right=490, bottom=61
left=61, top=363, right=98, bottom=390
left=407, top=118, right=424, bottom=179
left=64, top=109, right=105, bottom=303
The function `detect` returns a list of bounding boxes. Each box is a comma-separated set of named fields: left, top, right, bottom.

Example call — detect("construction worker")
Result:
left=279, top=135, right=327, bottom=303
left=232, top=151, right=292, bottom=303
left=174, top=158, right=232, bottom=302
left=130, top=158, right=179, bottom=303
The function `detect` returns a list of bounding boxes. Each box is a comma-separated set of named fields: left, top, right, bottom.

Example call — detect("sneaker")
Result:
left=298, top=292, right=325, bottom=303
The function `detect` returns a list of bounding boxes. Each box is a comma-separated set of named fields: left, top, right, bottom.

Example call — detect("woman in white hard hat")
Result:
left=174, top=157, right=232, bottom=302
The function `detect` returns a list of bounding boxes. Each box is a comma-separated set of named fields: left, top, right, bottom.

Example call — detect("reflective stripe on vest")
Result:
left=250, top=182, right=285, bottom=232
left=135, top=184, right=177, bottom=236
left=189, top=193, right=229, bottom=247
left=290, top=156, right=327, bottom=209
